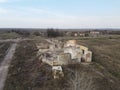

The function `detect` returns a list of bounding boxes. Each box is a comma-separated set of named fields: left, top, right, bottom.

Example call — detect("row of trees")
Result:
left=7, top=29, right=120, bottom=38
left=8, top=30, right=42, bottom=37
left=47, top=29, right=64, bottom=37
left=8, top=29, right=64, bottom=37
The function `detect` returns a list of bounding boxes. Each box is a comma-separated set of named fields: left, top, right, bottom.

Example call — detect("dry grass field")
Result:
left=0, top=32, right=20, bottom=39
left=4, top=35, right=120, bottom=90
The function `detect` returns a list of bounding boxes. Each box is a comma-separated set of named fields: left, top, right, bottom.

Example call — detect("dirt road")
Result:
left=0, top=43, right=17, bottom=90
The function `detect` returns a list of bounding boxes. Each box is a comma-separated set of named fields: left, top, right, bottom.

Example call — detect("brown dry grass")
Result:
left=4, top=36, right=120, bottom=90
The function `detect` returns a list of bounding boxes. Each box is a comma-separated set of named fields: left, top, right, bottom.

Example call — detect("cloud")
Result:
left=0, top=7, right=120, bottom=28
left=0, top=6, right=74, bottom=20
left=0, top=8, right=8, bottom=13
left=0, top=0, right=7, bottom=3
left=0, top=0, right=20, bottom=3
left=0, top=16, right=120, bottom=28
left=18, top=7, right=74, bottom=18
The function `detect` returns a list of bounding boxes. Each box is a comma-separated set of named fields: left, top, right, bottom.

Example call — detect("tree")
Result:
left=47, top=29, right=63, bottom=37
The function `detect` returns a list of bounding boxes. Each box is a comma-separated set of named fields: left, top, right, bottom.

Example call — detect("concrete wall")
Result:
left=57, top=53, right=71, bottom=65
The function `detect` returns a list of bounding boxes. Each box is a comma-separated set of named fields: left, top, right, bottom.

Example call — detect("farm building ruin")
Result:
left=37, top=39, right=92, bottom=79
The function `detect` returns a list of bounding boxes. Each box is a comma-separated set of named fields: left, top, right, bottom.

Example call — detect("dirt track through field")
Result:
left=0, top=43, right=17, bottom=90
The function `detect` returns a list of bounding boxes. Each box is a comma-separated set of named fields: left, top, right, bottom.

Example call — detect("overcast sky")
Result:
left=0, top=0, right=120, bottom=28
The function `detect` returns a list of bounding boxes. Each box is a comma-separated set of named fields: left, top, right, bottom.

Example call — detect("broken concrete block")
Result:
left=82, top=50, right=92, bottom=63
left=85, top=51, right=92, bottom=62
left=52, top=66, right=64, bottom=79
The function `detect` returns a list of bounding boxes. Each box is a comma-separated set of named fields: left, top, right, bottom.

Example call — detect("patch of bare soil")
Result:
left=0, top=42, right=11, bottom=63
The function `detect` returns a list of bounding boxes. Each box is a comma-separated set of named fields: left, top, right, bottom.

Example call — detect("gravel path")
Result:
left=0, top=43, right=17, bottom=90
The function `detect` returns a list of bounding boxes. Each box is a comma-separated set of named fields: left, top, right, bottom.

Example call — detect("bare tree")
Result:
left=67, top=69, right=94, bottom=90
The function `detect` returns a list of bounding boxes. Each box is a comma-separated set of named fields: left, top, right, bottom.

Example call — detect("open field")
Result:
left=60, top=35, right=120, bottom=78
left=0, top=32, right=20, bottom=40
left=71, top=36, right=120, bottom=78
left=3, top=35, right=120, bottom=90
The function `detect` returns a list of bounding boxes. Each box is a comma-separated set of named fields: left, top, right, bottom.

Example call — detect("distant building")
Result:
left=90, top=31, right=100, bottom=37
left=74, top=33, right=78, bottom=37
left=79, top=33, right=85, bottom=37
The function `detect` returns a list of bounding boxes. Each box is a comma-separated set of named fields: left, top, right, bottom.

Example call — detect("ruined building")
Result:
left=64, top=40, right=92, bottom=63
left=37, top=39, right=92, bottom=79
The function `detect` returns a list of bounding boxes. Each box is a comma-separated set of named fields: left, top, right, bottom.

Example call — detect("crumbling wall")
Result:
left=57, top=53, right=71, bottom=65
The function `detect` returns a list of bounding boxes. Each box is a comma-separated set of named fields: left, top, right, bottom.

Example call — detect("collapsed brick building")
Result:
left=37, top=39, right=92, bottom=79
